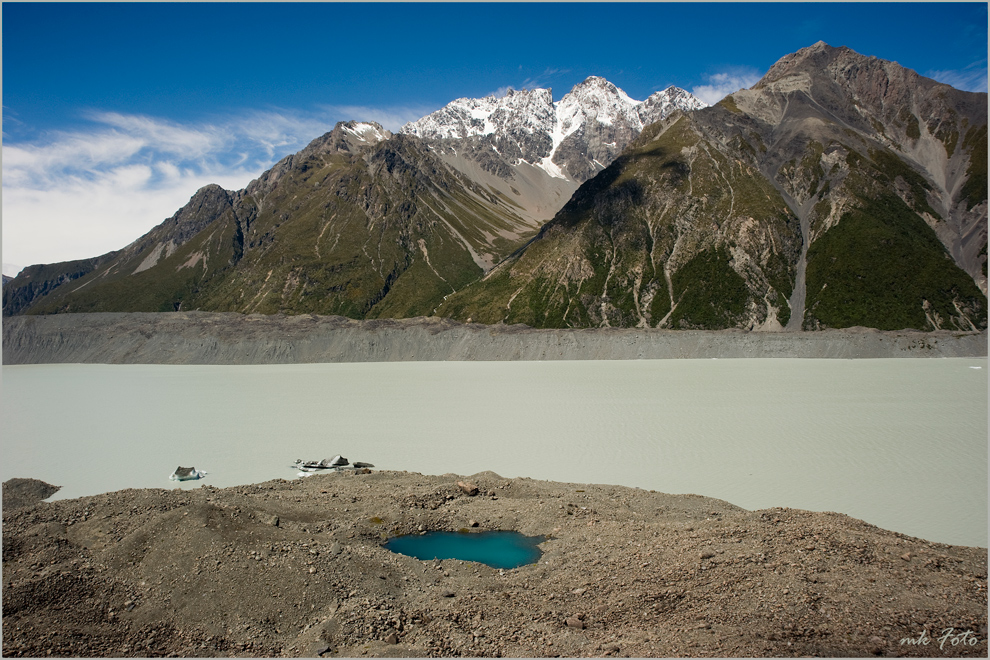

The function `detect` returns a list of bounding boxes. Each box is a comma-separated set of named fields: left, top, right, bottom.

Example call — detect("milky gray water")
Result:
left=2, top=359, right=986, bottom=547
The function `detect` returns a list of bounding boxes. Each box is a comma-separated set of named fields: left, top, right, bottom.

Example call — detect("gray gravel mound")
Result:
left=3, top=478, right=61, bottom=510
left=2, top=470, right=985, bottom=657
left=3, top=312, right=987, bottom=364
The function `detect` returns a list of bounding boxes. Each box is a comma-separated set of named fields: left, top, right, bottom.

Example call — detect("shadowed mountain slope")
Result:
left=437, top=43, right=987, bottom=331
left=5, top=122, right=545, bottom=318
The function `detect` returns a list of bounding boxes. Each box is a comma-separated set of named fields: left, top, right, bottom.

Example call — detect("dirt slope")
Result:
left=2, top=471, right=986, bottom=657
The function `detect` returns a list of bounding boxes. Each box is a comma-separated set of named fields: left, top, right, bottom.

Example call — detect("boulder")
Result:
left=565, top=616, right=586, bottom=630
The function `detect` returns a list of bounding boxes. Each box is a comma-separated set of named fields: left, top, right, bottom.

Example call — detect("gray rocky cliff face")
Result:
left=245, top=121, right=392, bottom=200
left=734, top=41, right=988, bottom=300
left=164, top=184, right=235, bottom=247
left=128, top=184, right=237, bottom=274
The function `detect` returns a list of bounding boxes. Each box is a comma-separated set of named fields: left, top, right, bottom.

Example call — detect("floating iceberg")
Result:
left=293, top=455, right=349, bottom=471
left=169, top=466, right=207, bottom=481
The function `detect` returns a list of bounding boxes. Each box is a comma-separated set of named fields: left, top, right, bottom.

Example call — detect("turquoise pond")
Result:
left=383, top=531, right=545, bottom=569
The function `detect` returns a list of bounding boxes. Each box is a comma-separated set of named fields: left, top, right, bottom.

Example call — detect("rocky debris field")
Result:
left=2, top=471, right=987, bottom=658
left=3, top=312, right=987, bottom=365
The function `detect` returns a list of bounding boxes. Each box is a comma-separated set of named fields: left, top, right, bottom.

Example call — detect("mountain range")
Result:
left=4, top=42, right=987, bottom=332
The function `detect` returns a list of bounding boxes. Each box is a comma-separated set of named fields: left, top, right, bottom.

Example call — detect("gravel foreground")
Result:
left=3, top=312, right=987, bottom=364
left=3, top=471, right=986, bottom=658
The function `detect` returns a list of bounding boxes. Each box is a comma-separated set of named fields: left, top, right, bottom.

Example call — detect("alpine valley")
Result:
left=4, top=42, right=987, bottom=332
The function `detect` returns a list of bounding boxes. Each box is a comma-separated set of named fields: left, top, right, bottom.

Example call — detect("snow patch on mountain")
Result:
left=400, top=76, right=707, bottom=170
left=535, top=155, right=568, bottom=180
left=342, top=121, right=391, bottom=143
left=555, top=76, right=641, bottom=132
left=638, top=86, right=708, bottom=125
left=401, top=77, right=708, bottom=183
left=402, top=89, right=555, bottom=141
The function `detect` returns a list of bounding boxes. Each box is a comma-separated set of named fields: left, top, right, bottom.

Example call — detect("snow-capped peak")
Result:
left=638, top=86, right=708, bottom=125
left=401, top=77, right=707, bottom=182
left=341, top=121, right=391, bottom=144
left=401, top=88, right=555, bottom=140
left=551, top=76, right=645, bottom=151
left=558, top=76, right=641, bottom=124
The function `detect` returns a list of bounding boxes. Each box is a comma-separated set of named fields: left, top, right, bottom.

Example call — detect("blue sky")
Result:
left=3, top=2, right=987, bottom=274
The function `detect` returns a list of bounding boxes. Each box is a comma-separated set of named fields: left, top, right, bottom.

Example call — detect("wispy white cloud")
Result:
left=2, top=104, right=431, bottom=270
left=231, top=109, right=332, bottom=158
left=320, top=105, right=436, bottom=132
left=690, top=69, right=763, bottom=106
left=485, top=67, right=572, bottom=99
left=2, top=168, right=256, bottom=275
left=927, top=61, right=988, bottom=93
left=519, top=67, right=569, bottom=91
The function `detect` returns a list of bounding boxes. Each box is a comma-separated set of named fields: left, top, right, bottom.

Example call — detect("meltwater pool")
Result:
left=383, top=531, right=545, bottom=569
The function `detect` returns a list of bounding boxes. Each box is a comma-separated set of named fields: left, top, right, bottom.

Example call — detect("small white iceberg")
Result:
left=169, top=466, right=207, bottom=481
left=292, top=455, right=349, bottom=471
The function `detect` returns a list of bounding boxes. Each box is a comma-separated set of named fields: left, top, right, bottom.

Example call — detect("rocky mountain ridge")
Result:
left=3, top=119, right=550, bottom=318
left=4, top=44, right=986, bottom=333
left=2, top=79, right=705, bottom=320
left=437, top=42, right=987, bottom=332
left=401, top=77, right=707, bottom=184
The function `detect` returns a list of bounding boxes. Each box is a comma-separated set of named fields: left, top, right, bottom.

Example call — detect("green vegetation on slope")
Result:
left=899, top=107, right=921, bottom=140
left=669, top=246, right=750, bottom=329
left=960, top=124, right=987, bottom=211
left=928, top=107, right=959, bottom=159
left=440, top=111, right=802, bottom=331
left=804, top=194, right=987, bottom=330
left=717, top=96, right=742, bottom=115
left=22, top=129, right=531, bottom=320
left=28, top=213, right=240, bottom=314
left=866, top=149, right=940, bottom=219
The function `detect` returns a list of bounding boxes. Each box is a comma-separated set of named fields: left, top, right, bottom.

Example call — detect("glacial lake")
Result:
left=2, top=358, right=986, bottom=547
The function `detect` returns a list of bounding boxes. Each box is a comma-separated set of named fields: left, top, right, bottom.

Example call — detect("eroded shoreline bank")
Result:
left=3, top=312, right=987, bottom=364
